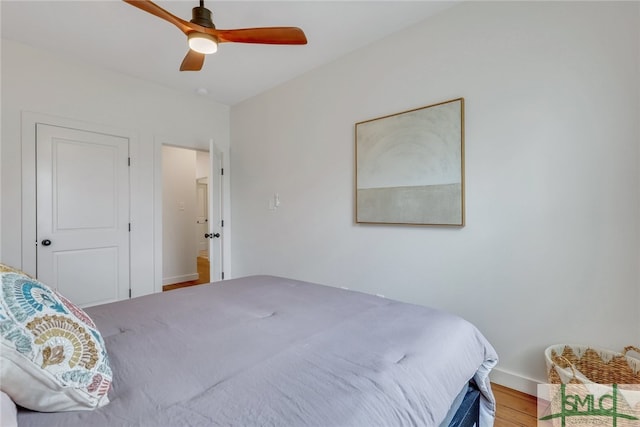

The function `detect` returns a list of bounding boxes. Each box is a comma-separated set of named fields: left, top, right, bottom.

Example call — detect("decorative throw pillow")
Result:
left=0, top=272, right=112, bottom=412
left=0, top=391, right=17, bottom=427
left=0, top=262, right=32, bottom=278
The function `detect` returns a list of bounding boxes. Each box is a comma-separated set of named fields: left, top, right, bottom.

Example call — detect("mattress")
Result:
left=17, top=275, right=498, bottom=426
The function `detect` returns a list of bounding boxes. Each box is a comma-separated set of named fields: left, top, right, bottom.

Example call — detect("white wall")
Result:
left=162, top=146, right=197, bottom=285
left=230, top=1, right=640, bottom=393
left=1, top=39, right=230, bottom=296
left=196, top=150, right=210, bottom=180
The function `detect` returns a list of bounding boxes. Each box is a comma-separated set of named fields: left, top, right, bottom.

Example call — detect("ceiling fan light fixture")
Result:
left=188, top=32, right=218, bottom=54
left=123, top=0, right=307, bottom=72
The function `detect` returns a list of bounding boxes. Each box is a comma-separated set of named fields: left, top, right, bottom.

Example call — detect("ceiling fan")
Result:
left=123, top=0, right=308, bottom=71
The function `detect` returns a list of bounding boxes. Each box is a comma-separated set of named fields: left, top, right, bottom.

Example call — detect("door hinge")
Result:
left=128, top=223, right=131, bottom=232
left=129, top=289, right=132, bottom=298
left=128, top=157, right=131, bottom=166
left=221, top=220, right=224, bottom=227
left=221, top=272, right=225, bottom=280
left=221, top=168, right=224, bottom=175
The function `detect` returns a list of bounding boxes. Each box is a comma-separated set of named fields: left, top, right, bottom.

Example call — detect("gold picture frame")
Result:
left=355, top=98, right=465, bottom=226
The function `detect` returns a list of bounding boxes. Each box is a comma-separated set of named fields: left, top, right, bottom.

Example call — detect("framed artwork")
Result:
left=355, top=98, right=465, bottom=226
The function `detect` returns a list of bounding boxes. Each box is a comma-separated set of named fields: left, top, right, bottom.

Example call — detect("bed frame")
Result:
left=449, top=384, right=481, bottom=427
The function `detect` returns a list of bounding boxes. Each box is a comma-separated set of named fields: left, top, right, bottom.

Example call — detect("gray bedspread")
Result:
left=17, top=275, right=498, bottom=427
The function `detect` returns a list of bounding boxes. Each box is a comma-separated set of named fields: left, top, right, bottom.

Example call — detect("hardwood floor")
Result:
left=162, top=255, right=210, bottom=292
left=493, top=383, right=538, bottom=426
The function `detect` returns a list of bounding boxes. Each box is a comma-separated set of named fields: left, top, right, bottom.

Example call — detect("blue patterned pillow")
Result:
left=0, top=272, right=112, bottom=411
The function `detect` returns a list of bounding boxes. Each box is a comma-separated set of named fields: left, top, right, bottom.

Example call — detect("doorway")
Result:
left=161, top=146, right=220, bottom=291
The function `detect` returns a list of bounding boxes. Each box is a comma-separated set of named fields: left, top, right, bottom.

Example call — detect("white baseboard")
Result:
left=490, top=367, right=543, bottom=396
left=163, top=273, right=198, bottom=285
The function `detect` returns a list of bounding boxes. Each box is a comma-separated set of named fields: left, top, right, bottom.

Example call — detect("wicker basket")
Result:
left=545, top=344, right=640, bottom=385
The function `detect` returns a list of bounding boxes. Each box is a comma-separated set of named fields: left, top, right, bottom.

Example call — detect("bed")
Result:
left=3, top=273, right=498, bottom=426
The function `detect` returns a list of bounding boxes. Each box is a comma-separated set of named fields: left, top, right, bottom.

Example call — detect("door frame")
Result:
left=153, top=137, right=227, bottom=293
left=21, top=112, right=138, bottom=279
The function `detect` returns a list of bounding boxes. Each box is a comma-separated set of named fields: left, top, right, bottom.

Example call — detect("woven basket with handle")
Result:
left=545, top=344, right=640, bottom=385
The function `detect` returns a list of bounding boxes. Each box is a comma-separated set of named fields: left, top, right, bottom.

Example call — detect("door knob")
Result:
left=204, top=233, right=220, bottom=239
left=41, top=239, right=52, bottom=246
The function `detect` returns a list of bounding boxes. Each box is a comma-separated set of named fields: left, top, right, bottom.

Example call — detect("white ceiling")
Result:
left=1, top=1, right=455, bottom=105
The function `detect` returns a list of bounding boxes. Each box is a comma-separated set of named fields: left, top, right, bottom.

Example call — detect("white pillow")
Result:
left=0, top=272, right=112, bottom=412
left=0, top=391, right=17, bottom=427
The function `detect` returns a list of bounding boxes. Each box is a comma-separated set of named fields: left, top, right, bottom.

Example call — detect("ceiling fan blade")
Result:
left=212, top=27, right=307, bottom=45
left=123, top=0, right=192, bottom=34
left=180, top=49, right=205, bottom=71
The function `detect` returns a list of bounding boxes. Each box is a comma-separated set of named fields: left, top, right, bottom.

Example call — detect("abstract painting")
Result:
left=355, top=98, right=464, bottom=226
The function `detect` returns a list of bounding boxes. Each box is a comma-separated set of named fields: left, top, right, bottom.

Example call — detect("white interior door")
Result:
left=36, top=124, right=130, bottom=307
left=208, top=144, right=223, bottom=281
